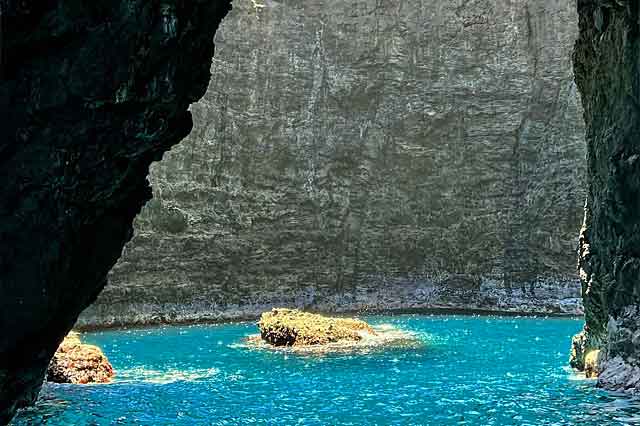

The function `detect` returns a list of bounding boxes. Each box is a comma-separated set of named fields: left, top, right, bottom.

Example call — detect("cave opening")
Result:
left=2, top=0, right=640, bottom=424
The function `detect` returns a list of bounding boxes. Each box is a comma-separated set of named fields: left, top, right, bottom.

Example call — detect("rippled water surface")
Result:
left=13, top=315, right=640, bottom=425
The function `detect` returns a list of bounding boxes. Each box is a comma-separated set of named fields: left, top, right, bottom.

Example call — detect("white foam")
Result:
left=242, top=324, right=422, bottom=354
left=562, top=365, right=597, bottom=382
left=115, top=367, right=220, bottom=384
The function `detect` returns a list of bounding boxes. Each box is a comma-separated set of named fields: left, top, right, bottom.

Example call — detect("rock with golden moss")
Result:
left=258, top=308, right=377, bottom=346
left=584, top=350, right=602, bottom=379
left=47, top=333, right=114, bottom=384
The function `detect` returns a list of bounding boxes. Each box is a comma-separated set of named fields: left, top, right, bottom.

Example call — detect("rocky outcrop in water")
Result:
left=571, top=0, right=640, bottom=393
left=259, top=308, right=376, bottom=346
left=0, top=1, right=231, bottom=422
left=47, top=333, right=114, bottom=385
left=79, top=0, right=586, bottom=328
left=249, top=308, right=416, bottom=353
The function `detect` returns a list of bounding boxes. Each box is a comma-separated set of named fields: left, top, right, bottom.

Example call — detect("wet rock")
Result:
left=572, top=0, right=640, bottom=393
left=47, top=333, right=114, bottom=385
left=258, top=309, right=376, bottom=347
left=598, top=356, right=640, bottom=393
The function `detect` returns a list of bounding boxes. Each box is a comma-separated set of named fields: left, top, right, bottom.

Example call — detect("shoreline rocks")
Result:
left=77, top=277, right=583, bottom=330
left=46, top=333, right=114, bottom=385
left=572, top=0, right=640, bottom=395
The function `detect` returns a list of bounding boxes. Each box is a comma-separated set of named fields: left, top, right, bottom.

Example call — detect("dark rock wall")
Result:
left=0, top=0, right=231, bottom=422
left=572, top=0, right=640, bottom=392
left=79, top=0, right=587, bottom=327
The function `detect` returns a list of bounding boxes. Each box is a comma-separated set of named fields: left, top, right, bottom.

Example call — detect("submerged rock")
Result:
left=258, top=309, right=376, bottom=347
left=46, top=333, right=114, bottom=385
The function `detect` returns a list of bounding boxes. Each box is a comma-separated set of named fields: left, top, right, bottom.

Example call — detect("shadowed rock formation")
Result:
left=571, top=0, right=640, bottom=392
left=0, top=0, right=231, bottom=422
left=79, top=0, right=586, bottom=328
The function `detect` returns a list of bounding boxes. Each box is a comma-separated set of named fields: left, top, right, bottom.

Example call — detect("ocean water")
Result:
left=12, top=315, right=640, bottom=425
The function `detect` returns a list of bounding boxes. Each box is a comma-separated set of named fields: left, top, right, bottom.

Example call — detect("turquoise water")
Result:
left=12, top=315, right=640, bottom=425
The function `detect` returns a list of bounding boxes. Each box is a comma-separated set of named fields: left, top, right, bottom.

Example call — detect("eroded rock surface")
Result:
left=80, top=0, right=586, bottom=328
left=47, top=333, right=114, bottom=385
left=0, top=1, right=231, bottom=422
left=258, top=308, right=376, bottom=347
left=572, top=0, right=640, bottom=392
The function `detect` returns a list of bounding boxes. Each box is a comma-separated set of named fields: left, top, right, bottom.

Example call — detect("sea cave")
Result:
left=1, top=0, right=640, bottom=424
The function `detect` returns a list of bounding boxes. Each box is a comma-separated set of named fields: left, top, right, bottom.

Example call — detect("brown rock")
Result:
left=47, top=333, right=114, bottom=385
left=258, top=309, right=376, bottom=347
left=584, top=350, right=602, bottom=379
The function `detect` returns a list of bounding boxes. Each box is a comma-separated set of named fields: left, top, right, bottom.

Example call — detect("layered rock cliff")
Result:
left=0, top=0, right=231, bottom=422
left=78, top=0, right=586, bottom=328
left=571, top=0, right=640, bottom=392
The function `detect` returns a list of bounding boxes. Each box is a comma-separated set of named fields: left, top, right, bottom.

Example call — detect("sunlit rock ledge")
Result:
left=46, top=333, right=114, bottom=385
left=245, top=309, right=419, bottom=353
left=259, top=308, right=377, bottom=346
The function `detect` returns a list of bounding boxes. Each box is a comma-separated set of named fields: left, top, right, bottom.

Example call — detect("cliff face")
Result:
left=79, top=0, right=586, bottom=327
left=572, top=1, right=640, bottom=391
left=0, top=0, right=231, bottom=422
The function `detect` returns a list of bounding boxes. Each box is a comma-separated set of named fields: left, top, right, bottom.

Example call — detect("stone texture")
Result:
left=570, top=329, right=589, bottom=371
left=598, top=355, right=640, bottom=393
left=80, top=0, right=587, bottom=327
left=248, top=308, right=417, bottom=353
left=571, top=0, right=640, bottom=392
left=258, top=308, right=376, bottom=347
left=583, top=349, right=602, bottom=378
left=47, top=333, right=114, bottom=385
left=0, top=0, right=231, bottom=422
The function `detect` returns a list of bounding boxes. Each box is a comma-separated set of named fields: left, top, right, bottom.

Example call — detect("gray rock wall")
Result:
left=80, top=0, right=586, bottom=327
